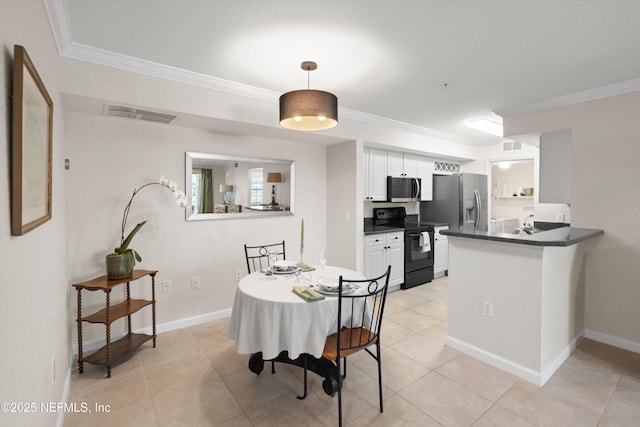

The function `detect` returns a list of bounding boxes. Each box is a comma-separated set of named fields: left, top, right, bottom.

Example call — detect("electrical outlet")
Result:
left=482, top=301, right=493, bottom=317
left=51, top=354, right=56, bottom=383
left=235, top=270, right=242, bottom=281
left=191, top=276, right=200, bottom=289
left=162, top=280, right=172, bottom=294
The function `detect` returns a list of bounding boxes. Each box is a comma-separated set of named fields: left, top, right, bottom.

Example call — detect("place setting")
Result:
left=311, top=277, right=357, bottom=296
left=269, top=260, right=299, bottom=275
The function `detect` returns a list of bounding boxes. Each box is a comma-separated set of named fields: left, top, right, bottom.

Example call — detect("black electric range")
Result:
left=373, top=207, right=434, bottom=289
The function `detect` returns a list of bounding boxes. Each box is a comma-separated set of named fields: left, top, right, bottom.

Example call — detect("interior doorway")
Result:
left=489, top=159, right=534, bottom=232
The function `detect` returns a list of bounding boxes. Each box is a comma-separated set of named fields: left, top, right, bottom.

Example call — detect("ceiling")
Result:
left=56, top=0, right=640, bottom=146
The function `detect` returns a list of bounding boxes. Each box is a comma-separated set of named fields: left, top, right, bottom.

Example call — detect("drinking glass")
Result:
left=267, top=251, right=278, bottom=280
left=320, top=249, right=327, bottom=276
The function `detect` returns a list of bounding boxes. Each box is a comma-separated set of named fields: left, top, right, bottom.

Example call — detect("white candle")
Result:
left=300, top=218, right=304, bottom=250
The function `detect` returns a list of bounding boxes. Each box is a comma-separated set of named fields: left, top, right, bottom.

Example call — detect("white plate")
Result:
left=273, top=260, right=297, bottom=270
left=271, top=266, right=300, bottom=275
left=313, top=282, right=355, bottom=295
left=317, top=277, right=338, bottom=290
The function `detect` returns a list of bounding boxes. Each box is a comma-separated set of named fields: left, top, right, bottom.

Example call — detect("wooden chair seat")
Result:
left=322, top=327, right=377, bottom=360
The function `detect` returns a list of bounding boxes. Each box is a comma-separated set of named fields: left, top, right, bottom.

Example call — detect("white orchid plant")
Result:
left=111, top=176, right=188, bottom=263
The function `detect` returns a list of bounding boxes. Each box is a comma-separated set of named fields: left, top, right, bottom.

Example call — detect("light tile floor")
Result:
left=64, top=277, right=640, bottom=426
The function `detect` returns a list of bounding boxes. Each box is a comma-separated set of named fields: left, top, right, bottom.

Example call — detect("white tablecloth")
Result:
left=227, top=266, right=366, bottom=360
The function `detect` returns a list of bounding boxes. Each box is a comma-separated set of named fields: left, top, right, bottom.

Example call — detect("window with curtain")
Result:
left=249, top=168, right=264, bottom=206
left=197, top=168, right=214, bottom=213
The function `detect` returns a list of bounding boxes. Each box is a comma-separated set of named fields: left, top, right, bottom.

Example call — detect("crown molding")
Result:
left=340, top=109, right=470, bottom=143
left=43, top=0, right=470, bottom=144
left=496, top=78, right=640, bottom=118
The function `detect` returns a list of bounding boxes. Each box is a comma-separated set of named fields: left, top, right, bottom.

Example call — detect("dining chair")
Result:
left=243, top=240, right=286, bottom=375
left=299, top=266, right=391, bottom=426
left=244, top=240, right=286, bottom=274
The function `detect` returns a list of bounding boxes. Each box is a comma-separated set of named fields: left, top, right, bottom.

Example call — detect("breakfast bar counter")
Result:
left=441, top=226, right=603, bottom=246
left=442, top=226, right=603, bottom=386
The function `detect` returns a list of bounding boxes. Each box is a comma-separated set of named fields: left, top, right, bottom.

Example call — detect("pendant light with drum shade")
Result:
left=279, top=61, right=338, bottom=131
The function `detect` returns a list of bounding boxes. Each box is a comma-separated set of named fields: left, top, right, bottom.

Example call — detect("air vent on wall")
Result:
left=104, top=104, right=177, bottom=124
left=502, top=140, right=522, bottom=152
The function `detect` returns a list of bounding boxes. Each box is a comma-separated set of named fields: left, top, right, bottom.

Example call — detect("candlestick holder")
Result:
left=299, top=246, right=304, bottom=266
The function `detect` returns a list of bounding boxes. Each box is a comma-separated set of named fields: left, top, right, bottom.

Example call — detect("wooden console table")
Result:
left=73, top=269, right=157, bottom=378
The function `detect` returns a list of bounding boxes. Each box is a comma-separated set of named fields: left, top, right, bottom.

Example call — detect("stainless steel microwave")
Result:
left=387, top=176, right=421, bottom=202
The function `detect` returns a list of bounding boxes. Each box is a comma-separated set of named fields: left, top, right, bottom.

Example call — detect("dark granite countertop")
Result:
left=441, top=227, right=603, bottom=247
left=364, top=225, right=404, bottom=235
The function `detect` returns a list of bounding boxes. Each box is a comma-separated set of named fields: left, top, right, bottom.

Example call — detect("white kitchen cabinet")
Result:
left=433, top=226, right=448, bottom=278
left=387, top=152, right=418, bottom=177
left=364, top=231, right=404, bottom=287
left=417, top=156, right=434, bottom=201
left=364, top=148, right=387, bottom=201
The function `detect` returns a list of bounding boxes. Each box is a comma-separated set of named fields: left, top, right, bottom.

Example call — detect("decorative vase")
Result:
left=106, top=252, right=135, bottom=280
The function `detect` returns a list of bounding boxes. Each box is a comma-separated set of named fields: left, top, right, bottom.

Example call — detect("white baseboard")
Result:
left=135, top=308, right=232, bottom=336
left=540, top=330, right=583, bottom=385
left=72, top=308, right=232, bottom=356
left=445, top=333, right=582, bottom=386
left=585, top=329, right=640, bottom=353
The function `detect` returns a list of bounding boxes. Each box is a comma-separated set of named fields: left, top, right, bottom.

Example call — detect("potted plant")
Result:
left=106, top=176, right=187, bottom=279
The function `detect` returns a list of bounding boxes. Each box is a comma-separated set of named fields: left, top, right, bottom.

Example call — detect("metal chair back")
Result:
left=244, top=241, right=286, bottom=274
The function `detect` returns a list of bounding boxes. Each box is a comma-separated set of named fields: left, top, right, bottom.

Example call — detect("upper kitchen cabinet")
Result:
left=387, top=152, right=418, bottom=177
left=417, top=156, right=434, bottom=201
left=539, top=130, right=571, bottom=204
left=364, top=147, right=387, bottom=201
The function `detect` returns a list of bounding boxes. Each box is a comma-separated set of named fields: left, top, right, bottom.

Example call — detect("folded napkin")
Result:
left=292, top=285, right=325, bottom=302
left=297, top=262, right=316, bottom=272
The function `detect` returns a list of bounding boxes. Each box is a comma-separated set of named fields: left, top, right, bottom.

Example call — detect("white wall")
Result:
left=327, top=141, right=359, bottom=270
left=503, top=90, right=640, bottom=350
left=64, top=112, right=327, bottom=343
left=491, top=163, right=534, bottom=224
left=0, top=1, right=69, bottom=426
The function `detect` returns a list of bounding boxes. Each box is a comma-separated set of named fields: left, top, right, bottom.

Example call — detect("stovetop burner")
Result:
left=373, top=207, right=434, bottom=232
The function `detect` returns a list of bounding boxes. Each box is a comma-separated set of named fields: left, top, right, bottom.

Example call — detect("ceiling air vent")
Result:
left=502, top=140, right=522, bottom=152
left=104, top=104, right=177, bottom=124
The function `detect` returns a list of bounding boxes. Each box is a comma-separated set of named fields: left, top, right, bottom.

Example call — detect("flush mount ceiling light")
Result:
left=279, top=61, right=338, bottom=131
left=465, top=118, right=503, bottom=137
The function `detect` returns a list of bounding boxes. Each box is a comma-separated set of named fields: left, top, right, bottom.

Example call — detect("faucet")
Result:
left=524, top=214, right=534, bottom=227
left=513, top=215, right=539, bottom=235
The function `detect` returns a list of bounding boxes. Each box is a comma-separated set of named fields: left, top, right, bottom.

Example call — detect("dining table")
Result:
left=227, top=264, right=366, bottom=396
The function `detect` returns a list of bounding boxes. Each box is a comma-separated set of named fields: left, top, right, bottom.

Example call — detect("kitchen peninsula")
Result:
left=441, top=226, right=603, bottom=386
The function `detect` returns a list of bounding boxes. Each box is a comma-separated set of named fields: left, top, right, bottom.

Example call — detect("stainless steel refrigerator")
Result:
left=422, top=173, right=488, bottom=232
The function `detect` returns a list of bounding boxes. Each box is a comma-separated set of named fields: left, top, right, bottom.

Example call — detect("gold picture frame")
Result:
left=11, top=45, right=53, bottom=235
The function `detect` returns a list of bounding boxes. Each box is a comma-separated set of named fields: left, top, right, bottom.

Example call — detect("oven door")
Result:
left=404, top=230, right=434, bottom=272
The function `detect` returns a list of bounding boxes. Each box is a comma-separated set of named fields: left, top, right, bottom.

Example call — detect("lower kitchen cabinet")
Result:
left=434, top=226, right=449, bottom=278
left=364, top=231, right=404, bottom=287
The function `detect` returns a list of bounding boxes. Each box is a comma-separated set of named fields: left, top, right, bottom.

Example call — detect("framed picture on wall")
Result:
left=11, top=45, right=53, bottom=236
